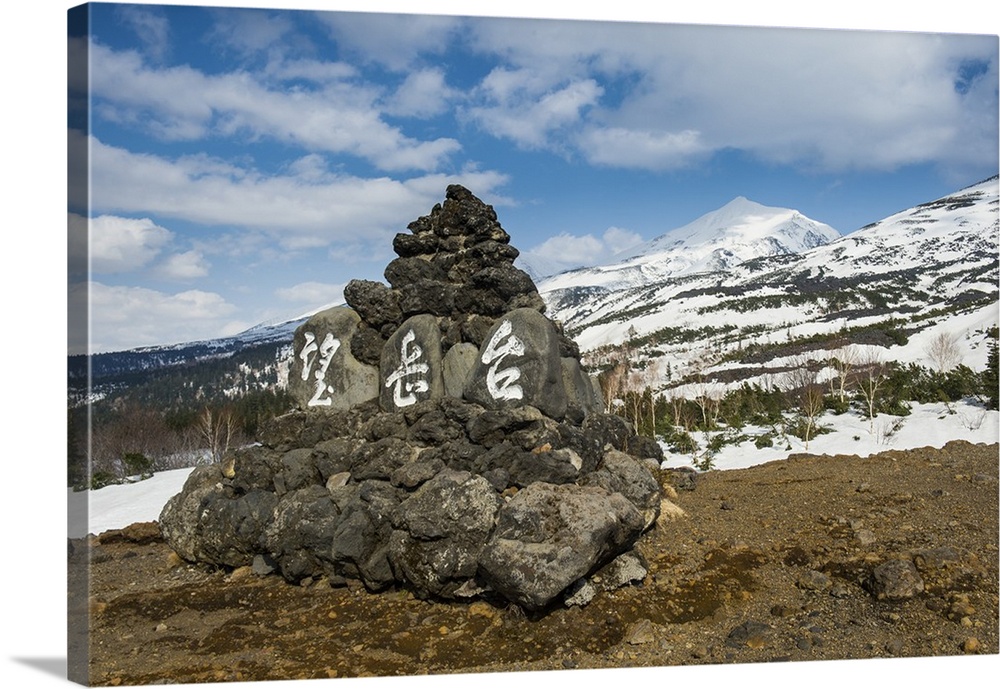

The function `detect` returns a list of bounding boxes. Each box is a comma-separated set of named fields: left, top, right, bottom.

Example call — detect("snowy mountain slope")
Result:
left=538, top=197, right=839, bottom=292
left=798, top=178, right=998, bottom=283
left=68, top=298, right=353, bottom=388
left=542, top=176, right=999, bottom=390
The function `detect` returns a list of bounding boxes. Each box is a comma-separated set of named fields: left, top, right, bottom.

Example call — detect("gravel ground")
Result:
left=70, top=440, right=998, bottom=686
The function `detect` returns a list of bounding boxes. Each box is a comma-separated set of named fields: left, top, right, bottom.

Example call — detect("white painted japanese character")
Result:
left=298, top=331, right=340, bottom=406
left=384, top=329, right=430, bottom=407
left=482, top=319, right=524, bottom=401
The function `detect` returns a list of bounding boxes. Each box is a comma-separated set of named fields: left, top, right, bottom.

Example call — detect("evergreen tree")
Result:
left=982, top=339, right=999, bottom=409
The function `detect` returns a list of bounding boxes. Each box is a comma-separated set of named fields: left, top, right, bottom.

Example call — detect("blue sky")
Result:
left=66, top=1, right=999, bottom=353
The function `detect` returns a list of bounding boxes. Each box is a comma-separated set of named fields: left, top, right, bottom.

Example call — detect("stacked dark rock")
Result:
left=160, top=185, right=664, bottom=611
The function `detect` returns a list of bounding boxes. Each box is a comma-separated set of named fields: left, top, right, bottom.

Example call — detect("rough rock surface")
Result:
left=287, top=307, right=379, bottom=410
left=158, top=186, right=654, bottom=610
left=77, top=441, right=998, bottom=685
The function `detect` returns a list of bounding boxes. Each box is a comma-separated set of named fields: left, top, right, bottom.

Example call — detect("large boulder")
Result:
left=464, top=308, right=569, bottom=420
left=583, top=449, right=662, bottom=530
left=561, top=357, right=603, bottom=422
left=478, top=482, right=645, bottom=610
left=343, top=279, right=402, bottom=330
left=288, top=307, right=379, bottom=410
left=379, top=315, right=445, bottom=411
left=389, top=470, right=502, bottom=599
left=159, top=465, right=275, bottom=568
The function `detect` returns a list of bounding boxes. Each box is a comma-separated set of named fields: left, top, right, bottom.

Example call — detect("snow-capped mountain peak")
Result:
left=539, top=197, right=840, bottom=292
left=619, top=196, right=838, bottom=259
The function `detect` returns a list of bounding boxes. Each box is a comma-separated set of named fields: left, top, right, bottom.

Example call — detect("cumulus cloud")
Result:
left=275, top=281, right=347, bottom=307
left=263, top=57, right=357, bottom=84
left=517, top=226, right=643, bottom=278
left=156, top=250, right=211, bottom=280
left=74, top=281, right=245, bottom=353
left=384, top=68, right=457, bottom=118
left=89, top=214, right=173, bottom=274
left=463, top=19, right=998, bottom=175
left=314, top=12, right=463, bottom=71
left=206, top=8, right=298, bottom=60
left=74, top=131, right=509, bottom=252
left=467, top=77, right=603, bottom=149
left=116, top=4, right=171, bottom=62
left=88, top=41, right=460, bottom=172
left=579, top=127, right=708, bottom=170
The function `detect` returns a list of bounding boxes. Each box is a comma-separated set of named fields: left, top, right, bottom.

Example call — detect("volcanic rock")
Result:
left=159, top=185, right=663, bottom=610
left=287, top=307, right=379, bottom=410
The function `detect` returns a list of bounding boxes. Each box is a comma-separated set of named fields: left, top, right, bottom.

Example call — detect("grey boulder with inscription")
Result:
left=464, top=307, right=568, bottom=420
left=379, top=314, right=445, bottom=412
left=287, top=307, right=378, bottom=411
left=160, top=185, right=664, bottom=612
left=561, top=357, right=604, bottom=423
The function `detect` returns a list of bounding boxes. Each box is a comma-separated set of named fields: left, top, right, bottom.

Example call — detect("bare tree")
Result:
left=828, top=346, right=858, bottom=405
left=782, top=355, right=826, bottom=450
left=198, top=406, right=238, bottom=463
left=90, top=402, right=175, bottom=480
left=665, top=389, right=686, bottom=428
left=598, top=359, right=628, bottom=412
left=854, top=349, right=888, bottom=434
left=622, top=366, right=659, bottom=435
left=926, top=331, right=962, bottom=373
left=692, top=375, right=723, bottom=430
left=799, top=383, right=826, bottom=450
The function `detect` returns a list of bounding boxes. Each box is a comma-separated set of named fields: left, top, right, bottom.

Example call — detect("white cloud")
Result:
left=464, top=19, right=998, bottom=175
left=602, top=226, right=645, bottom=255
left=276, top=281, right=347, bottom=306
left=579, top=127, right=707, bottom=170
left=466, top=75, right=603, bottom=149
left=116, top=4, right=171, bottom=62
left=74, top=131, right=509, bottom=252
left=206, top=8, right=297, bottom=60
left=156, top=251, right=211, bottom=280
left=88, top=42, right=459, bottom=172
left=89, top=214, right=173, bottom=274
left=74, top=282, right=245, bottom=353
left=314, top=12, right=463, bottom=71
left=518, top=226, right=643, bottom=278
left=263, top=57, right=357, bottom=84
left=385, top=68, right=457, bottom=118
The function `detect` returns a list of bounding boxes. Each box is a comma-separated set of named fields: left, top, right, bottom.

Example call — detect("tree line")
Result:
left=588, top=330, right=999, bottom=471
left=68, top=388, right=291, bottom=490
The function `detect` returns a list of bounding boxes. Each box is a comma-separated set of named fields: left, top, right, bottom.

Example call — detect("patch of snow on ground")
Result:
left=661, top=400, right=999, bottom=471
left=68, top=467, right=196, bottom=538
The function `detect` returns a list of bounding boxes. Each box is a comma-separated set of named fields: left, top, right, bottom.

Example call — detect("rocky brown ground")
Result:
left=71, top=440, right=998, bottom=686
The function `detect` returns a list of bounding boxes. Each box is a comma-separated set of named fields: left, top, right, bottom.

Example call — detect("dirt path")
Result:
left=71, top=440, right=998, bottom=685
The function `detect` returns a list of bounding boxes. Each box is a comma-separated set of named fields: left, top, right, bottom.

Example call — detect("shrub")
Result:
left=122, top=452, right=153, bottom=478
left=89, top=470, right=119, bottom=490
left=755, top=433, right=774, bottom=449
left=661, top=426, right=698, bottom=455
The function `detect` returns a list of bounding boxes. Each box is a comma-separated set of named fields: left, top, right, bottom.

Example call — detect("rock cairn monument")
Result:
left=160, top=185, right=664, bottom=610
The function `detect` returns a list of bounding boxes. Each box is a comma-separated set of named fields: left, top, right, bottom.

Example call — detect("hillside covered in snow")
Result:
left=541, top=176, right=999, bottom=385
